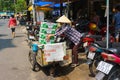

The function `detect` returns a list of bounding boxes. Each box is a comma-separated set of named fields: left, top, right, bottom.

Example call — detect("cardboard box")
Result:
left=39, top=22, right=57, bottom=44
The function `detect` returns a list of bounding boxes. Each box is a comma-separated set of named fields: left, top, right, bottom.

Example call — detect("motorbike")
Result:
left=26, top=24, right=40, bottom=47
left=81, top=34, right=103, bottom=55
left=33, top=25, right=40, bottom=41
left=86, top=41, right=106, bottom=77
left=26, top=22, right=36, bottom=41
left=86, top=41, right=120, bottom=77
left=95, top=47, right=120, bottom=80
left=85, top=23, right=115, bottom=77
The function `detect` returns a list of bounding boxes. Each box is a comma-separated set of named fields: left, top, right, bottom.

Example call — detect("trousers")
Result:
left=72, top=42, right=81, bottom=64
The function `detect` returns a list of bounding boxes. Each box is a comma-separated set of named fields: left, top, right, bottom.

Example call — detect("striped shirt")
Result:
left=55, top=24, right=82, bottom=45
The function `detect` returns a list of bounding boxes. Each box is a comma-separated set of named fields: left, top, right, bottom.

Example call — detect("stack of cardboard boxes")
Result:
left=39, top=22, right=57, bottom=44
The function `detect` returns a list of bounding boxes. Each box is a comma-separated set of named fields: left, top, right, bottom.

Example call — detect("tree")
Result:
left=15, top=0, right=27, bottom=13
left=0, top=0, right=27, bottom=13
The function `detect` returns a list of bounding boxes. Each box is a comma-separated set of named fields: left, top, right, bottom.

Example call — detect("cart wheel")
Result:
left=28, top=50, right=40, bottom=72
left=49, top=67, right=55, bottom=77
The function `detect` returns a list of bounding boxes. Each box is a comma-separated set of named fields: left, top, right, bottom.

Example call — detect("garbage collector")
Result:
left=46, top=15, right=83, bottom=67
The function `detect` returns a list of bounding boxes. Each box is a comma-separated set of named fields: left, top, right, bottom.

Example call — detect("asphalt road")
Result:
left=0, top=19, right=95, bottom=80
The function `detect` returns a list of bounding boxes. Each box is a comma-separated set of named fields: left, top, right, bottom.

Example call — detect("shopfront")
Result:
left=88, top=0, right=120, bottom=23
left=26, top=0, right=120, bottom=23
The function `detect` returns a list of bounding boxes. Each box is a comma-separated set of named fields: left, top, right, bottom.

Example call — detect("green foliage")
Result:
left=0, top=0, right=27, bottom=13
left=15, top=0, right=27, bottom=13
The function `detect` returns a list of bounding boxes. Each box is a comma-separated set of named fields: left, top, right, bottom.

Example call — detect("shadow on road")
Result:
left=78, top=57, right=87, bottom=65
left=0, top=38, right=16, bottom=51
left=15, top=35, right=24, bottom=38
left=40, top=64, right=74, bottom=77
left=0, top=34, right=8, bottom=37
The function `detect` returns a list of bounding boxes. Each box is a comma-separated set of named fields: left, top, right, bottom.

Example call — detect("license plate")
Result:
left=87, top=51, right=95, bottom=59
left=96, top=61, right=113, bottom=74
left=29, top=36, right=35, bottom=39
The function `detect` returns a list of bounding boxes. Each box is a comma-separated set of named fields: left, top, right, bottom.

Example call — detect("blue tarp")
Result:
left=34, top=1, right=66, bottom=7
left=34, top=1, right=53, bottom=6
left=53, top=3, right=66, bottom=7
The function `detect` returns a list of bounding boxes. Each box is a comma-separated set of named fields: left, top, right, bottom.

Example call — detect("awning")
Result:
left=36, top=6, right=53, bottom=11
left=34, top=1, right=53, bottom=7
left=52, top=3, right=66, bottom=7
left=28, top=5, right=53, bottom=11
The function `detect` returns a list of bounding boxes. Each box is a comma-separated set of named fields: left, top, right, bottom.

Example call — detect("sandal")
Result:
left=71, top=63, right=79, bottom=67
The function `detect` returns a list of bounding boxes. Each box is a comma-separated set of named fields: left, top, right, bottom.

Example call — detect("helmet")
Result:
left=89, top=23, right=97, bottom=31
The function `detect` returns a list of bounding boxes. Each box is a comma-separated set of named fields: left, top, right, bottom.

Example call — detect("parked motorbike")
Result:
left=33, top=25, right=40, bottom=41
left=95, top=47, right=120, bottom=80
left=86, top=41, right=106, bottom=77
left=86, top=41, right=120, bottom=77
left=26, top=22, right=35, bottom=41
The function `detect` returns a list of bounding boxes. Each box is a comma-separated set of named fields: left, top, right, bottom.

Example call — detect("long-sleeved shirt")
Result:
left=55, top=24, right=82, bottom=45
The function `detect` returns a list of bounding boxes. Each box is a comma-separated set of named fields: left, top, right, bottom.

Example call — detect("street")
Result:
left=0, top=19, right=95, bottom=80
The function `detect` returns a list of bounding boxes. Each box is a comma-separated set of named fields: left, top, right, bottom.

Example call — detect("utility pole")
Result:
left=106, top=0, right=109, bottom=49
left=32, top=0, right=36, bottom=25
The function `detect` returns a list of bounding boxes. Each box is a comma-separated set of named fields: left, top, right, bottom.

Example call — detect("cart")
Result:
left=28, top=41, right=72, bottom=76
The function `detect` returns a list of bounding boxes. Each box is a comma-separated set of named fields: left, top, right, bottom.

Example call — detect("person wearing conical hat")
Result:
left=46, top=15, right=83, bottom=67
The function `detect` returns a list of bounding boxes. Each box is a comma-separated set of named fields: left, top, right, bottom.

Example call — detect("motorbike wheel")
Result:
left=89, top=60, right=99, bottom=77
left=107, top=69, right=120, bottom=80
left=28, top=50, right=40, bottom=72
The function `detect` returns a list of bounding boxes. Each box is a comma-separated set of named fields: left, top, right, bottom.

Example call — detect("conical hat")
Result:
left=56, top=15, right=71, bottom=23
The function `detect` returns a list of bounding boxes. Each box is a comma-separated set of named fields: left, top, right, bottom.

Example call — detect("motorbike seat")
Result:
left=108, top=47, right=120, bottom=56
left=89, top=35, right=102, bottom=41
left=94, top=41, right=107, bottom=48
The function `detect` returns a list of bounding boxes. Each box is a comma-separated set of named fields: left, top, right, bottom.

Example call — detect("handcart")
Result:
left=28, top=41, right=72, bottom=76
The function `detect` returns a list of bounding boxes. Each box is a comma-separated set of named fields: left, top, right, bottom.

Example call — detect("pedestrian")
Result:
left=8, top=15, right=17, bottom=38
left=46, top=15, right=83, bottom=67
left=112, top=5, right=120, bottom=42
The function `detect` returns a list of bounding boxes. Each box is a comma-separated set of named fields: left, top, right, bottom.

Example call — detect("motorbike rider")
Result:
left=46, top=15, right=83, bottom=67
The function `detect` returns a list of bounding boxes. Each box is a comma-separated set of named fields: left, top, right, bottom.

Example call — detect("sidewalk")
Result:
left=55, top=54, right=96, bottom=80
